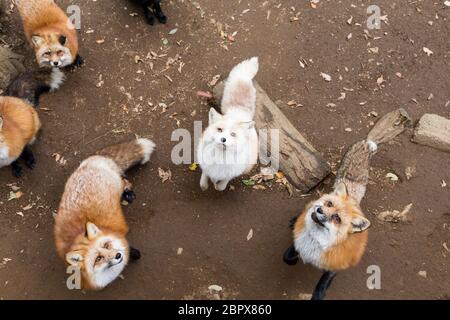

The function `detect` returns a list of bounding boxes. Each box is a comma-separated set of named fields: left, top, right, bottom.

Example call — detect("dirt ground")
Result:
left=0, top=0, right=449, bottom=300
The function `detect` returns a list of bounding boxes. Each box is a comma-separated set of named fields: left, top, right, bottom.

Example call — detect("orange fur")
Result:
left=0, top=96, right=40, bottom=158
left=17, top=0, right=78, bottom=60
left=294, top=194, right=368, bottom=271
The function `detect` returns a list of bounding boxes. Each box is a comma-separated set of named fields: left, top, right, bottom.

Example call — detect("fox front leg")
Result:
left=121, top=178, right=136, bottom=204
left=129, top=247, right=141, bottom=261
left=283, top=244, right=299, bottom=266
left=214, top=180, right=229, bottom=191
left=311, top=271, right=337, bottom=300
left=200, top=172, right=209, bottom=191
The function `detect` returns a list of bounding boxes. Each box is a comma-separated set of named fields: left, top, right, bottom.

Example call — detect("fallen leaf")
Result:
left=177, top=248, right=183, bottom=255
left=189, top=163, right=198, bottom=172
left=242, top=179, right=256, bottom=186
left=418, top=270, right=427, bottom=278
left=158, top=168, right=172, bottom=183
left=208, top=285, right=223, bottom=293
left=196, top=91, right=213, bottom=99
left=386, top=173, right=399, bottom=181
left=320, top=72, right=332, bottom=82
left=246, top=229, right=254, bottom=241
left=423, top=47, right=434, bottom=56
left=376, top=203, right=413, bottom=223
left=169, top=28, right=178, bottom=35
left=209, top=74, right=221, bottom=87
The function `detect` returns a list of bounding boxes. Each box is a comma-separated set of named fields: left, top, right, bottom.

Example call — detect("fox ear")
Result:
left=31, top=35, right=45, bottom=47
left=66, top=251, right=84, bottom=266
left=350, top=215, right=371, bottom=233
left=334, top=182, right=347, bottom=198
left=208, top=108, right=222, bottom=124
left=240, top=121, right=255, bottom=130
left=86, top=222, right=100, bottom=240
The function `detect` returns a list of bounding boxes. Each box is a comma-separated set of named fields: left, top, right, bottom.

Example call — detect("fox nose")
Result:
left=115, top=253, right=122, bottom=260
left=221, top=137, right=226, bottom=143
left=316, top=207, right=324, bottom=215
left=52, top=61, right=59, bottom=67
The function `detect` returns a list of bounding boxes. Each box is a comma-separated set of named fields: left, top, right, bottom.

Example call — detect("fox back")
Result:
left=293, top=183, right=370, bottom=271
left=0, top=97, right=40, bottom=166
left=17, top=0, right=78, bottom=68
left=55, top=139, right=154, bottom=290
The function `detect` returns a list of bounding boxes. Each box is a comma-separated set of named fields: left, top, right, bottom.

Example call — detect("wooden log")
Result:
left=213, top=81, right=331, bottom=192
left=0, top=47, right=25, bottom=90
left=413, top=114, right=450, bottom=152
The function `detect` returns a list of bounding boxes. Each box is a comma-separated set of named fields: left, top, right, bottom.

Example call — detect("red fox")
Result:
left=283, top=109, right=410, bottom=300
left=0, top=96, right=41, bottom=177
left=16, top=0, right=83, bottom=68
left=54, top=138, right=155, bottom=290
left=284, top=182, right=370, bottom=300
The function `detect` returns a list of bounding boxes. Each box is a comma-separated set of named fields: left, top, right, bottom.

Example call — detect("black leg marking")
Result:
left=283, top=244, right=299, bottom=266
left=130, top=247, right=141, bottom=261
left=153, top=2, right=167, bottom=24
left=21, top=146, right=36, bottom=170
left=11, top=161, right=23, bottom=178
left=122, top=189, right=136, bottom=204
left=289, top=214, right=299, bottom=230
left=144, top=6, right=155, bottom=25
left=311, top=271, right=337, bottom=300
left=72, top=54, right=84, bottom=67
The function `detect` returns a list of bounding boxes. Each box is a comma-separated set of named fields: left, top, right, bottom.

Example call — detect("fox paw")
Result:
left=11, top=163, right=23, bottom=178
left=130, top=247, right=141, bottom=261
left=156, top=14, right=167, bottom=24
left=25, top=156, right=36, bottom=170
left=122, top=189, right=136, bottom=204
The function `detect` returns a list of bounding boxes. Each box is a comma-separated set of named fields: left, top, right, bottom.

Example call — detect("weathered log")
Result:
left=0, top=47, right=25, bottom=90
left=213, top=81, right=331, bottom=192
left=413, top=114, right=450, bottom=152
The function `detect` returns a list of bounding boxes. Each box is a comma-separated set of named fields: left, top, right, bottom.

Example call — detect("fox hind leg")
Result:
left=11, top=161, right=23, bottom=178
left=21, top=146, right=36, bottom=170
left=144, top=6, right=156, bottom=25
left=153, top=2, right=167, bottom=24
left=311, top=271, right=337, bottom=300
left=121, top=178, right=136, bottom=204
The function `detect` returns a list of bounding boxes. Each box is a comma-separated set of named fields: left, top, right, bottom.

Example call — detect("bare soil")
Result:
left=0, top=0, right=449, bottom=300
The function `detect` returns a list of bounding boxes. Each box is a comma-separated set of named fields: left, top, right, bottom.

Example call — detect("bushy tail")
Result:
left=96, top=138, right=155, bottom=172
left=221, top=57, right=259, bottom=114
left=228, top=57, right=259, bottom=83
left=6, top=69, right=65, bottom=107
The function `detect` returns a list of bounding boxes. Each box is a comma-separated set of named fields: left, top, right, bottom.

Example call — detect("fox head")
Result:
left=305, top=183, right=371, bottom=245
left=65, top=222, right=129, bottom=290
left=31, top=34, right=73, bottom=68
left=204, top=108, right=255, bottom=150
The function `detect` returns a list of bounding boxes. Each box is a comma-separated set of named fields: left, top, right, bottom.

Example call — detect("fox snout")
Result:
left=311, top=206, right=327, bottom=227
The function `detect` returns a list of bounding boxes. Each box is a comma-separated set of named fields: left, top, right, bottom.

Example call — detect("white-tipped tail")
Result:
left=367, top=139, right=378, bottom=153
left=49, top=69, right=66, bottom=92
left=228, top=57, right=259, bottom=82
left=137, top=138, right=156, bottom=164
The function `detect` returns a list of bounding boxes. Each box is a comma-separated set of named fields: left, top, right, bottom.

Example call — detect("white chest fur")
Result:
left=0, top=146, right=15, bottom=168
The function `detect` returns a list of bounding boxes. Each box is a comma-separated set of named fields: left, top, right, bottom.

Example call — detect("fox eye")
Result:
left=331, top=214, right=341, bottom=224
left=326, top=201, right=333, bottom=208
left=217, top=128, right=223, bottom=133
left=95, top=256, right=103, bottom=263
left=57, top=50, right=64, bottom=55
left=44, top=52, right=51, bottom=56
left=230, top=132, right=236, bottom=137
left=103, top=243, right=111, bottom=249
